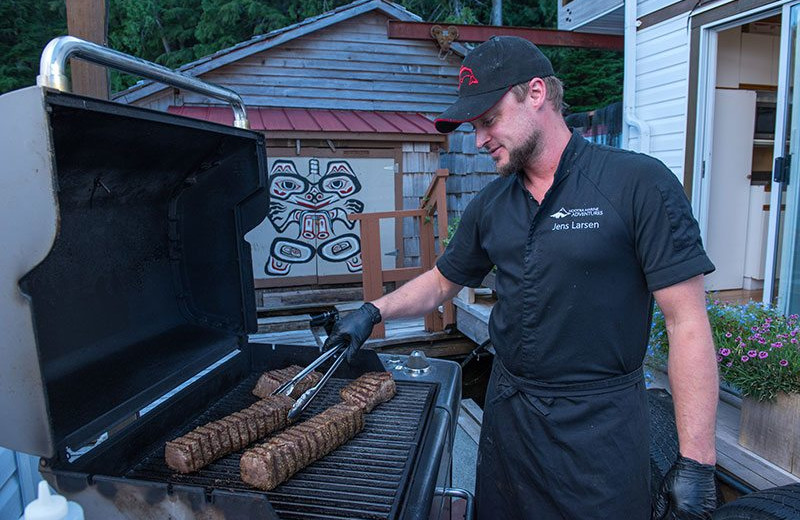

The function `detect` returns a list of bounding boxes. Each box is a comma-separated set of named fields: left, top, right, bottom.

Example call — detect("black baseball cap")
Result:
left=434, top=36, right=555, bottom=133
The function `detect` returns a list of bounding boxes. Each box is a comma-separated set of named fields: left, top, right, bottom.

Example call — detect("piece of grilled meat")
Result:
left=240, top=402, right=364, bottom=490
left=252, top=364, right=323, bottom=399
left=165, top=395, right=294, bottom=474
left=340, top=371, right=396, bottom=412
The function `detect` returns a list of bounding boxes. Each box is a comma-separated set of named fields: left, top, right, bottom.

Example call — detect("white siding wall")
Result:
left=639, top=0, right=682, bottom=18
left=558, top=0, right=623, bottom=32
left=558, top=0, right=680, bottom=32
left=134, top=11, right=461, bottom=113
left=630, top=13, right=691, bottom=181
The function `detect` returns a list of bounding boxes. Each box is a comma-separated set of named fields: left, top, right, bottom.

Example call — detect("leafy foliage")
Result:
left=0, top=0, right=621, bottom=112
left=0, top=0, right=66, bottom=93
left=441, top=216, right=461, bottom=249
left=649, top=299, right=800, bottom=401
left=552, top=48, right=624, bottom=113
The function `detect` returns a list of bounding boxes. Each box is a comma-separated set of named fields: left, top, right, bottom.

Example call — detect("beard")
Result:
left=495, top=128, right=543, bottom=177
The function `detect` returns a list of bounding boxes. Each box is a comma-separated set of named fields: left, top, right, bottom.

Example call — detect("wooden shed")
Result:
left=116, top=0, right=491, bottom=293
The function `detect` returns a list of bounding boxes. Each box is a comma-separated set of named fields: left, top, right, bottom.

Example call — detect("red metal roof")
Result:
left=167, top=106, right=437, bottom=134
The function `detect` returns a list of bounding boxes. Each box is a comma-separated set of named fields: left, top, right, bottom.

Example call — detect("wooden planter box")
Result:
left=739, top=392, right=800, bottom=477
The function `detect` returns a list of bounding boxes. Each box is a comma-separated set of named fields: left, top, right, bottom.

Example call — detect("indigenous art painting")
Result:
left=266, top=158, right=364, bottom=275
left=247, top=157, right=396, bottom=282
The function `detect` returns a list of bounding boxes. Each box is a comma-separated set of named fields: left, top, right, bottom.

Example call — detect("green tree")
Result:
left=107, top=0, right=202, bottom=90
left=193, top=0, right=291, bottom=57
left=0, top=0, right=621, bottom=110
left=556, top=48, right=623, bottom=113
left=502, top=0, right=556, bottom=28
left=109, top=0, right=200, bottom=67
left=0, top=0, right=66, bottom=93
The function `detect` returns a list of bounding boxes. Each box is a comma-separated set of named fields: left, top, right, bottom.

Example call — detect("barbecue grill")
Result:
left=0, top=37, right=465, bottom=519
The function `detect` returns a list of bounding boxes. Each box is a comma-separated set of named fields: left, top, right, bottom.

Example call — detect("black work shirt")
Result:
left=437, top=130, right=714, bottom=383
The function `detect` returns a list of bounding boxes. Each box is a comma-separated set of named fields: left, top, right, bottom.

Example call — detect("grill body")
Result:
left=40, top=346, right=460, bottom=519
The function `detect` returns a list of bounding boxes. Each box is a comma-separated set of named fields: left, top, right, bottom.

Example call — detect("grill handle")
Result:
left=36, top=36, right=250, bottom=129
left=434, top=487, right=474, bottom=520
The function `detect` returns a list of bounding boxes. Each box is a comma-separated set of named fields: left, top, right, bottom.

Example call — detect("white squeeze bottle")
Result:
left=20, top=481, right=84, bottom=520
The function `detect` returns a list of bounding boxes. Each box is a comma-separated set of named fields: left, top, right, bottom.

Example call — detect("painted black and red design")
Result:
left=266, top=159, right=364, bottom=276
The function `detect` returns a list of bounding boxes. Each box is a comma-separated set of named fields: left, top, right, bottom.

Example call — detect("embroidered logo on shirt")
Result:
left=550, top=207, right=604, bottom=218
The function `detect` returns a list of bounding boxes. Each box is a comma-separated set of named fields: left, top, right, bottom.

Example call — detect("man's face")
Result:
left=472, top=88, right=542, bottom=177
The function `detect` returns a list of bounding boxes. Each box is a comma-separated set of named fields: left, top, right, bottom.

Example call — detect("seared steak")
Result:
left=164, top=395, right=294, bottom=474
left=252, top=364, right=323, bottom=399
left=340, top=372, right=396, bottom=412
left=240, top=403, right=364, bottom=490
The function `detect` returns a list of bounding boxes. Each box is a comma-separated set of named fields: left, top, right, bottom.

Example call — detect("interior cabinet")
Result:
left=717, top=27, right=779, bottom=87
left=740, top=32, right=779, bottom=86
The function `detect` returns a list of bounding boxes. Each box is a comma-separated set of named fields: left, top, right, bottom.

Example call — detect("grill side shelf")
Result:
left=126, top=375, right=437, bottom=520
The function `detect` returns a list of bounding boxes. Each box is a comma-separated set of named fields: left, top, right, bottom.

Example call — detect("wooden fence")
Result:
left=348, top=168, right=455, bottom=338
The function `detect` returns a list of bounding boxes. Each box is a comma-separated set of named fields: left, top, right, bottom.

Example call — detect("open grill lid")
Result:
left=0, top=86, right=268, bottom=458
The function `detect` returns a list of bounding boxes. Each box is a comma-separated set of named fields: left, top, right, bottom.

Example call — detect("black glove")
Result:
left=324, top=303, right=382, bottom=362
left=653, top=455, right=717, bottom=520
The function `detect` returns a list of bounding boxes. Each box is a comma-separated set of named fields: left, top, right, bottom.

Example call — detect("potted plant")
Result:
left=649, top=299, right=800, bottom=476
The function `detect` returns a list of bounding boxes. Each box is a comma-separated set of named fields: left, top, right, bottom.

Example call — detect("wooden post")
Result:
left=419, top=214, right=441, bottom=332
left=66, top=0, right=110, bottom=99
left=434, top=169, right=449, bottom=256
left=432, top=169, right=455, bottom=328
left=358, top=217, right=386, bottom=338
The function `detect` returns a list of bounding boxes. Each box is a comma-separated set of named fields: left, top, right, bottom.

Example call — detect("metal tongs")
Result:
left=271, top=310, right=347, bottom=421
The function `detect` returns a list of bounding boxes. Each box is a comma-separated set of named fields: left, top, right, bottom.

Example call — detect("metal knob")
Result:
left=403, top=350, right=431, bottom=376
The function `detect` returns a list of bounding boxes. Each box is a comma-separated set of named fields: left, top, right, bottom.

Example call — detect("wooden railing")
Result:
left=348, top=168, right=455, bottom=339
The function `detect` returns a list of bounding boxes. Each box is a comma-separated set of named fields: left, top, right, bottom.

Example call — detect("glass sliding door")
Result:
left=768, top=3, right=800, bottom=314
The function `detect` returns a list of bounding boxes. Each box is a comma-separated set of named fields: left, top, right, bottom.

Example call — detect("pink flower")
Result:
left=717, top=355, right=723, bottom=362
left=720, top=348, right=731, bottom=356
left=772, top=342, right=784, bottom=349
left=726, top=362, right=733, bottom=367
left=780, top=359, right=789, bottom=367
left=739, top=342, right=747, bottom=348
left=758, top=351, right=768, bottom=359
left=748, top=350, right=758, bottom=358
left=725, top=332, right=732, bottom=338
left=792, top=338, right=798, bottom=344
left=741, top=356, right=750, bottom=362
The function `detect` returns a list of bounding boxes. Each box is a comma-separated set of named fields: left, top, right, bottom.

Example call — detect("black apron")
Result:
left=475, top=358, right=651, bottom=520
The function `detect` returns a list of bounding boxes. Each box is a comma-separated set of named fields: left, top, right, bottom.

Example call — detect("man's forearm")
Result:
left=655, top=275, right=718, bottom=465
left=371, top=267, right=461, bottom=321
left=666, top=318, right=718, bottom=464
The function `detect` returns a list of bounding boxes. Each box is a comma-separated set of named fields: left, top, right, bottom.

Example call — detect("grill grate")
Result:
left=127, top=373, right=436, bottom=519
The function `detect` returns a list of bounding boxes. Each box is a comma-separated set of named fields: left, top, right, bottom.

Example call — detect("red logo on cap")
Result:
left=458, top=66, right=479, bottom=88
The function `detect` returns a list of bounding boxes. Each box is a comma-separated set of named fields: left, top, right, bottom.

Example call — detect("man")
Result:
left=326, top=36, right=719, bottom=519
